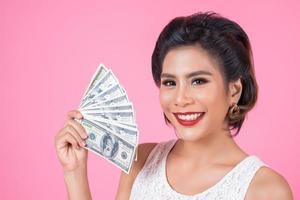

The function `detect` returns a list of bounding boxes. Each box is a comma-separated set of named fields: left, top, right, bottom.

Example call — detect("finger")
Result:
left=56, top=131, right=80, bottom=150
left=65, top=133, right=80, bottom=150
left=64, top=125, right=86, bottom=147
left=66, top=119, right=88, bottom=139
left=67, top=110, right=83, bottom=120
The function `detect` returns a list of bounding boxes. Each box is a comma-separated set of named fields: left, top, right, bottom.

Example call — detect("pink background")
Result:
left=1, top=0, right=299, bottom=199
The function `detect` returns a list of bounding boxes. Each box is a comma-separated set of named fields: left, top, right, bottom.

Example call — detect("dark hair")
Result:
left=151, top=11, right=258, bottom=137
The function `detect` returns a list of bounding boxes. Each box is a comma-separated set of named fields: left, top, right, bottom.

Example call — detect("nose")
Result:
left=174, top=85, right=194, bottom=107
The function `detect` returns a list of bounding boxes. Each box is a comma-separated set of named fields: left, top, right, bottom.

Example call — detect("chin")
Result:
left=175, top=127, right=207, bottom=142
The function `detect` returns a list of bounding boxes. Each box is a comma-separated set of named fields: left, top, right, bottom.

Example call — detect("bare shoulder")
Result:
left=245, top=166, right=294, bottom=200
left=115, top=142, right=158, bottom=200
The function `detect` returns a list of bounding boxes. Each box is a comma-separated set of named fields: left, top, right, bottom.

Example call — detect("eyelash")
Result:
left=161, top=78, right=208, bottom=87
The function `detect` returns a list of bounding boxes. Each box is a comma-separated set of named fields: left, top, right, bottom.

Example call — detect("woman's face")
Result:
left=159, top=45, right=240, bottom=141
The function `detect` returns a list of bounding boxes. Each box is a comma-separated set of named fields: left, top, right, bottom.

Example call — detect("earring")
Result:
left=229, top=103, right=240, bottom=119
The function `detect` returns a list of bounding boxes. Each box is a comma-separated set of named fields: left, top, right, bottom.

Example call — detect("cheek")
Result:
left=159, top=90, right=173, bottom=110
left=194, top=84, right=224, bottom=102
left=197, top=86, right=229, bottom=119
left=192, top=87, right=216, bottom=106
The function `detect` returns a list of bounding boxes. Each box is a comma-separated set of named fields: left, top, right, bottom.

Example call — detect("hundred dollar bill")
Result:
left=81, top=70, right=120, bottom=107
left=80, top=64, right=108, bottom=107
left=83, top=94, right=129, bottom=109
left=81, top=118, right=136, bottom=174
left=81, top=110, right=136, bottom=125
left=91, top=117, right=138, bottom=145
left=82, top=83, right=126, bottom=108
left=81, top=103, right=133, bottom=113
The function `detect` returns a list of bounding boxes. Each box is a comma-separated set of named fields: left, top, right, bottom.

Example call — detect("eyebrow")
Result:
left=160, top=70, right=213, bottom=79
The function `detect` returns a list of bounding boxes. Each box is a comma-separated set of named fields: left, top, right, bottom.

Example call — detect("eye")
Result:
left=161, top=79, right=176, bottom=87
left=192, top=78, right=208, bottom=85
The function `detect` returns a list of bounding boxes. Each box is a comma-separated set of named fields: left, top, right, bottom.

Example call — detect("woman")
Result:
left=55, top=12, right=293, bottom=199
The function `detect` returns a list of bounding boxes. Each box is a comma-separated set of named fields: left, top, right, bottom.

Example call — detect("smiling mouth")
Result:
left=173, top=112, right=205, bottom=126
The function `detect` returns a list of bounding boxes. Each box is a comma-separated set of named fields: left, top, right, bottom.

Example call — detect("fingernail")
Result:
left=83, top=131, right=88, bottom=139
left=81, top=141, right=86, bottom=147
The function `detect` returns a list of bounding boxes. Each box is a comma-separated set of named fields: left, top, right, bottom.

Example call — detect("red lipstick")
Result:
left=173, top=112, right=205, bottom=126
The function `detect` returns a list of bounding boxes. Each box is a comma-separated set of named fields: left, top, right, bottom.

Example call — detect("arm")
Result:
left=246, top=166, right=294, bottom=200
left=64, top=166, right=92, bottom=200
left=115, top=143, right=157, bottom=200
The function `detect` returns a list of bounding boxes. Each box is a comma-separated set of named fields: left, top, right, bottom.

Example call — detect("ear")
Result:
left=228, top=77, right=243, bottom=105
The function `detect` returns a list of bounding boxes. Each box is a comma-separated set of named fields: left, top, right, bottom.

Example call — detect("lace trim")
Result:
left=129, top=139, right=267, bottom=200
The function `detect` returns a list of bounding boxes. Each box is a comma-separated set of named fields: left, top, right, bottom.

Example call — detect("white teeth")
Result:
left=177, top=113, right=203, bottom=121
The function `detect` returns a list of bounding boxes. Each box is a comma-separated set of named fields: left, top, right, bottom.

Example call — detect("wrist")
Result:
left=63, top=164, right=87, bottom=177
left=63, top=166, right=92, bottom=200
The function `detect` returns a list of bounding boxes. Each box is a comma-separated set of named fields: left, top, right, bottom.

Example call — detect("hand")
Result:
left=55, top=110, right=88, bottom=172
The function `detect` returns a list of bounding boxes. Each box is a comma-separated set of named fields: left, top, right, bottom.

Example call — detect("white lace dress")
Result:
left=129, top=139, right=268, bottom=200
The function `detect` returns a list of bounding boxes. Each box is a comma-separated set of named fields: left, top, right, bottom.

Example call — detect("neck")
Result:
left=172, top=128, right=243, bottom=164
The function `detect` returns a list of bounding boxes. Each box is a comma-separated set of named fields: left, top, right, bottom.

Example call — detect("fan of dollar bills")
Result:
left=78, top=63, right=138, bottom=174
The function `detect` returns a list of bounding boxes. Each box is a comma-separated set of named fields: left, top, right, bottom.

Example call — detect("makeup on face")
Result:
left=173, top=112, right=205, bottom=126
left=159, top=45, right=230, bottom=141
left=160, top=70, right=211, bottom=127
